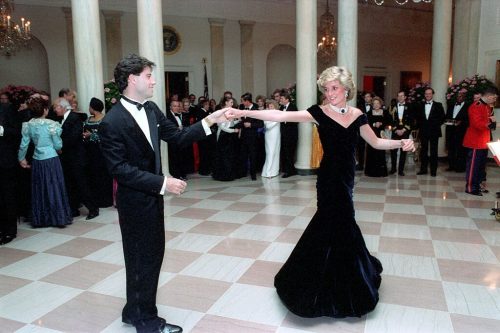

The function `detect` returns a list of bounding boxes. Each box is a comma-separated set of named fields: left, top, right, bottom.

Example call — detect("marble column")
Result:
left=465, top=0, right=481, bottom=77
left=102, top=10, right=123, bottom=81
left=70, top=0, right=104, bottom=113
left=62, top=7, right=76, bottom=91
left=137, top=0, right=169, bottom=174
left=337, top=0, right=358, bottom=107
left=294, top=0, right=317, bottom=173
left=239, top=20, right=255, bottom=94
left=209, top=18, right=226, bottom=100
left=431, top=0, right=452, bottom=156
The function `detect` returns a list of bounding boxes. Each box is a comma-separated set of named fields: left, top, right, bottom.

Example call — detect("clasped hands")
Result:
left=400, top=139, right=415, bottom=152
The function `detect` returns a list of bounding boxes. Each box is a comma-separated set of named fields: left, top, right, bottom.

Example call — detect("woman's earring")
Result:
left=345, top=91, right=349, bottom=98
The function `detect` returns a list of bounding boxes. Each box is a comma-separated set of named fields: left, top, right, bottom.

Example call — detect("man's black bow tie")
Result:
left=122, top=95, right=147, bottom=110
left=426, top=102, right=432, bottom=104
left=398, top=104, right=404, bottom=106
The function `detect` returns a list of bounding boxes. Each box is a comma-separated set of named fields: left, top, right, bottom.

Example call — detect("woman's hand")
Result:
left=19, top=159, right=31, bottom=169
left=401, top=139, right=415, bottom=152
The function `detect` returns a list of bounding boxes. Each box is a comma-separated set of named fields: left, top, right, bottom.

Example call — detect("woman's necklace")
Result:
left=328, top=104, right=349, bottom=116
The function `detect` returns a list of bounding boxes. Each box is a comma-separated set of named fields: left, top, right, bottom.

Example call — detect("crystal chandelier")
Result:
left=317, top=0, right=336, bottom=65
left=366, top=0, right=432, bottom=5
left=0, top=0, right=32, bottom=57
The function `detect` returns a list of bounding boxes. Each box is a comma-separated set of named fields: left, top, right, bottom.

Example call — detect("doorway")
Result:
left=363, top=75, right=386, bottom=101
left=165, top=71, right=189, bottom=102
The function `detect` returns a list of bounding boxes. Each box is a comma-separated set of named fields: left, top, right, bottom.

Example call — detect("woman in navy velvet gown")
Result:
left=226, top=66, right=414, bottom=318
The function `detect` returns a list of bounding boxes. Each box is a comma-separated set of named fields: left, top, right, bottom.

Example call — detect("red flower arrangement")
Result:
left=0, top=84, right=39, bottom=107
left=446, top=74, right=495, bottom=105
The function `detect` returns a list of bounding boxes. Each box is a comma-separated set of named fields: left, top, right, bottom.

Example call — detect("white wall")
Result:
left=1, top=1, right=434, bottom=107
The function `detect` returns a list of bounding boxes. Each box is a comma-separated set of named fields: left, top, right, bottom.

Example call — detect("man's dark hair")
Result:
left=482, top=86, right=499, bottom=96
left=58, top=88, right=70, bottom=98
left=114, top=54, right=155, bottom=94
left=424, top=87, right=435, bottom=94
left=280, top=90, right=291, bottom=101
left=241, top=92, right=252, bottom=102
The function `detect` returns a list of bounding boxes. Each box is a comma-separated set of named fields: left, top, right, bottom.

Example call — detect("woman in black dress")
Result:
left=83, top=98, right=113, bottom=208
left=226, top=66, right=414, bottom=318
left=365, top=96, right=391, bottom=177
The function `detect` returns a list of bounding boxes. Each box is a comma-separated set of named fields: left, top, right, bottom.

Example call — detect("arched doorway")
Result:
left=0, top=36, right=50, bottom=93
left=266, top=44, right=296, bottom=96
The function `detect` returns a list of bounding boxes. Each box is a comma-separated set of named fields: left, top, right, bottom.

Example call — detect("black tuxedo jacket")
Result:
left=280, top=103, right=298, bottom=139
left=415, top=101, right=446, bottom=139
left=0, top=103, right=21, bottom=168
left=99, top=102, right=207, bottom=215
left=388, top=104, right=413, bottom=139
left=236, top=103, right=263, bottom=142
left=166, top=110, right=182, bottom=128
left=60, top=111, right=86, bottom=167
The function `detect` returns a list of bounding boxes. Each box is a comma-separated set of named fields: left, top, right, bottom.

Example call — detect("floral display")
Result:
left=0, top=84, right=39, bottom=108
left=407, top=81, right=432, bottom=104
left=104, top=79, right=120, bottom=112
left=446, top=74, right=495, bottom=105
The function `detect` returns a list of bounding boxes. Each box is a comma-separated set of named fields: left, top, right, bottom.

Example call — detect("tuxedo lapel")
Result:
left=118, top=104, right=154, bottom=153
left=145, top=106, right=161, bottom=173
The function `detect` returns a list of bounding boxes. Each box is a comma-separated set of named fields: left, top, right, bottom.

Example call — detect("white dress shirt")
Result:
left=452, top=102, right=463, bottom=119
left=425, top=101, right=433, bottom=120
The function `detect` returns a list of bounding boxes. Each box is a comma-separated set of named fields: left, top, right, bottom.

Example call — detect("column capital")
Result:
left=239, top=20, right=256, bottom=27
left=208, top=18, right=226, bottom=26
left=102, top=10, right=123, bottom=19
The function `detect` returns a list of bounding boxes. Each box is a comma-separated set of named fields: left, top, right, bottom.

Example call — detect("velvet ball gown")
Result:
left=274, top=105, right=382, bottom=318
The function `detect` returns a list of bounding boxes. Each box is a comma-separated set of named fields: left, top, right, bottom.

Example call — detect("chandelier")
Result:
left=0, top=0, right=32, bottom=57
left=366, top=0, right=432, bottom=5
left=317, top=0, right=336, bottom=65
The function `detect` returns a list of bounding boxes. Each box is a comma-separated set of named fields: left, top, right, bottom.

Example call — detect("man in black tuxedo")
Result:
left=99, top=54, right=227, bottom=333
left=0, top=93, right=20, bottom=245
left=279, top=90, right=298, bottom=178
left=236, top=92, right=263, bottom=180
left=445, top=92, right=469, bottom=172
left=356, top=92, right=373, bottom=170
left=389, top=91, right=414, bottom=176
left=54, top=98, right=99, bottom=219
left=165, top=100, right=186, bottom=180
left=415, top=88, right=446, bottom=176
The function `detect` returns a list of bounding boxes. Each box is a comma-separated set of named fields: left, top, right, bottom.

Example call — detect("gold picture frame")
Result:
left=163, top=25, right=181, bottom=55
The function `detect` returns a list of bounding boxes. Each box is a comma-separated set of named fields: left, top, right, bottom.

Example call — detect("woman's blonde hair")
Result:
left=265, top=99, right=279, bottom=110
left=317, top=66, right=356, bottom=101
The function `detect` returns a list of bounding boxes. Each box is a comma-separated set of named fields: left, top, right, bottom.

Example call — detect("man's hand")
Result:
left=401, top=139, right=415, bottom=152
left=206, top=108, right=229, bottom=124
left=224, top=107, right=244, bottom=119
left=166, top=177, right=187, bottom=195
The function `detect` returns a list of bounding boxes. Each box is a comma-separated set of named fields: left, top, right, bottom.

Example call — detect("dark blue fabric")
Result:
left=31, top=157, right=72, bottom=227
left=274, top=105, right=382, bottom=318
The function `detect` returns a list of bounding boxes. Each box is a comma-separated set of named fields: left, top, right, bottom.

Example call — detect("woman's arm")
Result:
left=360, top=123, right=414, bottom=151
left=227, top=107, right=314, bottom=123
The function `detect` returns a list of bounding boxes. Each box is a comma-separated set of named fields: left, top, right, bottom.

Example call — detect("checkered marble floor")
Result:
left=1, top=162, right=500, bottom=333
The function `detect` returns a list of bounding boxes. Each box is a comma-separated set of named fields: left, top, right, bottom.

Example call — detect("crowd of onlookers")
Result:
left=355, top=85, right=498, bottom=197
left=0, top=82, right=498, bottom=245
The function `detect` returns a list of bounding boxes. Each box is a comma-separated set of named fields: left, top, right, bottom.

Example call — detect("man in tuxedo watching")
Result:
left=236, top=92, right=263, bottom=180
left=279, top=90, right=298, bottom=178
left=415, top=88, right=446, bottom=177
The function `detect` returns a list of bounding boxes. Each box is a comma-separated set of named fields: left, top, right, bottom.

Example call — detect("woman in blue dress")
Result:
left=226, top=66, right=414, bottom=318
left=18, top=97, right=72, bottom=228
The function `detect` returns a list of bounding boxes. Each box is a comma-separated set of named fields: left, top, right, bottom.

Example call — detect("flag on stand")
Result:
left=203, top=58, right=209, bottom=99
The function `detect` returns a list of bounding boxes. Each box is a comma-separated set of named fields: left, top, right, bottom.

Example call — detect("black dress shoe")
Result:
left=466, top=190, right=482, bottom=196
left=159, top=322, right=183, bottom=333
left=86, top=209, right=99, bottom=220
left=72, top=210, right=80, bottom=217
left=431, top=173, right=436, bottom=177
left=0, top=234, right=16, bottom=245
left=445, top=167, right=454, bottom=171
left=398, top=171, right=405, bottom=176
left=389, top=169, right=396, bottom=174
left=282, top=173, right=290, bottom=178
left=417, top=171, right=427, bottom=175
